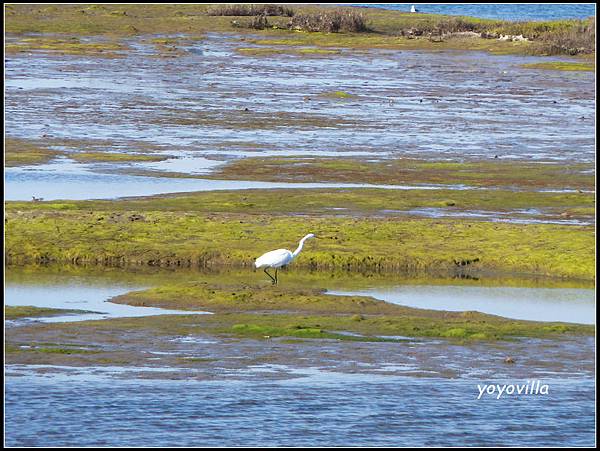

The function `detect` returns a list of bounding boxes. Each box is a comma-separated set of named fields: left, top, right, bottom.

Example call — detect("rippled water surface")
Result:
left=5, top=32, right=596, bottom=200
left=356, top=4, right=596, bottom=21
left=5, top=368, right=595, bottom=447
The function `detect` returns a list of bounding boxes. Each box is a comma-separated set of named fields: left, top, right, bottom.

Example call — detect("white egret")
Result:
left=410, top=5, right=419, bottom=13
left=254, top=233, right=315, bottom=285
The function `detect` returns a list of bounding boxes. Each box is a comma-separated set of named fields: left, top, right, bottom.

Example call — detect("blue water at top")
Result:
left=353, top=4, right=596, bottom=21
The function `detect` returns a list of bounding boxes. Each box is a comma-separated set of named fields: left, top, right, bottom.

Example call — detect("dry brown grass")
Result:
left=206, top=4, right=294, bottom=17
left=287, top=10, right=370, bottom=33
left=534, top=17, right=596, bottom=55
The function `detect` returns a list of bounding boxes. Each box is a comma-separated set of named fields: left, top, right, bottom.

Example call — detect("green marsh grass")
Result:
left=5, top=192, right=595, bottom=279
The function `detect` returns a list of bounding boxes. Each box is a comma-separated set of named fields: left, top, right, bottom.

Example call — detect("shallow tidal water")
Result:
left=331, top=285, right=595, bottom=324
left=5, top=266, right=596, bottom=446
left=3, top=159, right=467, bottom=201
left=4, top=367, right=595, bottom=447
left=4, top=278, right=211, bottom=323
left=4, top=32, right=596, bottom=202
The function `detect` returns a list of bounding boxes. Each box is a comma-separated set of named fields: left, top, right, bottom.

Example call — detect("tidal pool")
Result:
left=329, top=285, right=595, bottom=324
left=385, top=207, right=595, bottom=226
left=4, top=160, right=464, bottom=201
left=5, top=33, right=595, bottom=203
left=5, top=273, right=209, bottom=322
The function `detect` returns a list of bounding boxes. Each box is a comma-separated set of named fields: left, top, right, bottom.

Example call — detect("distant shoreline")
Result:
left=349, top=3, right=596, bottom=22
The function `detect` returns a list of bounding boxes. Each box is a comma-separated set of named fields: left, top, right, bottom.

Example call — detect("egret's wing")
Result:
left=255, top=249, right=292, bottom=268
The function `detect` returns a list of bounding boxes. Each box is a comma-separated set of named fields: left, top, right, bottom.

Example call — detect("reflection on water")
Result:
left=5, top=368, right=595, bottom=446
left=5, top=265, right=595, bottom=324
left=329, top=285, right=596, bottom=324
left=5, top=274, right=209, bottom=322
left=385, top=207, right=595, bottom=226
left=5, top=163, right=460, bottom=201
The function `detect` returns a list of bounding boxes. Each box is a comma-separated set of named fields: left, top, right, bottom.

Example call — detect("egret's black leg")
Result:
left=275, top=269, right=278, bottom=285
left=264, top=268, right=276, bottom=284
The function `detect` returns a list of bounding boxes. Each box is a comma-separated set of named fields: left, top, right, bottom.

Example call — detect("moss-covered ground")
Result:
left=5, top=36, right=129, bottom=57
left=5, top=138, right=171, bottom=167
left=5, top=188, right=595, bottom=280
left=6, top=283, right=594, bottom=358
left=4, top=267, right=594, bottom=370
left=8, top=186, right=594, bottom=215
left=521, top=61, right=596, bottom=71
left=209, top=156, right=595, bottom=192
left=5, top=138, right=65, bottom=167
left=5, top=305, right=95, bottom=320
left=4, top=3, right=595, bottom=372
left=7, top=263, right=594, bottom=299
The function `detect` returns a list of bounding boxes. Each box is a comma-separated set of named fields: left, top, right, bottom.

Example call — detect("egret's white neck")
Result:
left=292, top=234, right=313, bottom=259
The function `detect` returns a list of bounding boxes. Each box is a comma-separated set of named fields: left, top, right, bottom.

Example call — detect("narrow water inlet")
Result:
left=4, top=161, right=467, bottom=201
left=5, top=279, right=210, bottom=322
left=328, top=285, right=596, bottom=324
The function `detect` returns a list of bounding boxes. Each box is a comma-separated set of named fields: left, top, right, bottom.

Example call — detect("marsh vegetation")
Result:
left=5, top=4, right=595, bottom=56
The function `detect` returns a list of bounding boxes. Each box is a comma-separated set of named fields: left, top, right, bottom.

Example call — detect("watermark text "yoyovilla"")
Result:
left=477, top=380, right=549, bottom=400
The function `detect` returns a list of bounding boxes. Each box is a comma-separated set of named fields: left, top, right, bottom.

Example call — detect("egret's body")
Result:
left=410, top=5, right=418, bottom=13
left=255, top=234, right=315, bottom=284
left=255, top=249, right=294, bottom=269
